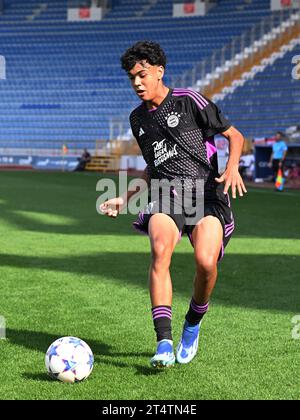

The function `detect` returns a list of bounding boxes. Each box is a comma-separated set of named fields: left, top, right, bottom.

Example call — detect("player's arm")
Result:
left=100, top=110, right=150, bottom=218
left=189, top=92, right=247, bottom=198
left=215, top=126, right=247, bottom=199
left=99, top=165, right=149, bottom=218
left=120, top=165, right=149, bottom=208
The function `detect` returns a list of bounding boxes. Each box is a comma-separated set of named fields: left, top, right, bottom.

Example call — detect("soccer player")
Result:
left=100, top=41, right=247, bottom=368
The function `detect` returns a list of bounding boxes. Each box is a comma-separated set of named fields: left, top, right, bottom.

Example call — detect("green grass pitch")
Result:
left=0, top=171, right=299, bottom=400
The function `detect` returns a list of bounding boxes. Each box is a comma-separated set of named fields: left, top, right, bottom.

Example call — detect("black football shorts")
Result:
left=133, top=189, right=234, bottom=262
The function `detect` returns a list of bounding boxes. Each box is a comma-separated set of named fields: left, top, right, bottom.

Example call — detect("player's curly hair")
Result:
left=121, top=41, right=167, bottom=72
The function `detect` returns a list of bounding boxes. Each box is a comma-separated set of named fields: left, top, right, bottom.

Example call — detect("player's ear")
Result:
left=157, top=65, right=164, bottom=81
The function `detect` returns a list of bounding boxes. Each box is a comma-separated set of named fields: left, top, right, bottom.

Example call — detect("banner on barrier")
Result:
left=0, top=155, right=78, bottom=171
left=67, top=6, right=106, bottom=21
left=173, top=1, right=216, bottom=17
left=271, top=0, right=300, bottom=10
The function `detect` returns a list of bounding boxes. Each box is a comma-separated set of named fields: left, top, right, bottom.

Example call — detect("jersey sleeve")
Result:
left=188, top=91, right=231, bottom=138
left=129, top=111, right=138, bottom=140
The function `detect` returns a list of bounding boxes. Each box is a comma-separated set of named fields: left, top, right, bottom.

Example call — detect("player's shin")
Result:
left=150, top=306, right=175, bottom=368
left=151, top=306, right=172, bottom=341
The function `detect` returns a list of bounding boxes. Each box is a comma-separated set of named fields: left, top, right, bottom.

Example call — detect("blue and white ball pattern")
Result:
left=45, top=337, right=94, bottom=383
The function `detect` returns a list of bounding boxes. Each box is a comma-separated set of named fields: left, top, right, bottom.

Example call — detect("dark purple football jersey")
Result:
left=129, top=88, right=231, bottom=199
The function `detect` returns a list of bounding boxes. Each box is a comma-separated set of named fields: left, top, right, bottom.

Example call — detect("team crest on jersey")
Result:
left=166, top=112, right=181, bottom=128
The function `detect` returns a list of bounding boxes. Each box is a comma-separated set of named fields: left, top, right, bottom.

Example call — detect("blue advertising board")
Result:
left=0, top=155, right=78, bottom=171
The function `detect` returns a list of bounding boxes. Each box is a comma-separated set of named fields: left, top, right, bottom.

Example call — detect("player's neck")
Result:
left=145, top=85, right=170, bottom=110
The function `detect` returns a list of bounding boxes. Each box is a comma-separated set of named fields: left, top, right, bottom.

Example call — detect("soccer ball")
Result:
left=45, top=336, right=94, bottom=383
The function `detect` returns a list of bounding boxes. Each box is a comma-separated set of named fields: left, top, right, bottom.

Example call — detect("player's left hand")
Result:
left=215, top=164, right=247, bottom=199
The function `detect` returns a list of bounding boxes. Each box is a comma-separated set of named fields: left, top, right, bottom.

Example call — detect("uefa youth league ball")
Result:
left=45, top=336, right=94, bottom=383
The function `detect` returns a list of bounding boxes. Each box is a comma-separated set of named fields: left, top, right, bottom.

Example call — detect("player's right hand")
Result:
left=99, top=197, right=124, bottom=218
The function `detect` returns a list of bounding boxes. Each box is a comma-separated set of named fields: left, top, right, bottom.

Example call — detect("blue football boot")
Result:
left=176, top=320, right=201, bottom=364
left=150, top=339, right=175, bottom=368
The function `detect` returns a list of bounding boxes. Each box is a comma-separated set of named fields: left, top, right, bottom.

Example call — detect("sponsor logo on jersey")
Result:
left=152, top=138, right=178, bottom=167
left=139, top=127, right=145, bottom=136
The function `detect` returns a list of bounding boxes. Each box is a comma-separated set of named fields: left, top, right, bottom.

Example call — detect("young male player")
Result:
left=100, top=41, right=247, bottom=368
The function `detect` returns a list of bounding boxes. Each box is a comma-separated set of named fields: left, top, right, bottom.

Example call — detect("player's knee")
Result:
left=195, top=252, right=217, bottom=274
left=151, top=240, right=173, bottom=268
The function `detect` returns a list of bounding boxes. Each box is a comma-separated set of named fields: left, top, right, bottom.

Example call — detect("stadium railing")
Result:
left=170, top=9, right=299, bottom=91
left=110, top=8, right=300, bottom=141
left=0, top=139, right=95, bottom=157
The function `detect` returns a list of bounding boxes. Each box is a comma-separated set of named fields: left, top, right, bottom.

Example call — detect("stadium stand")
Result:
left=0, top=0, right=299, bottom=164
left=0, top=0, right=281, bottom=147
left=217, top=38, right=300, bottom=139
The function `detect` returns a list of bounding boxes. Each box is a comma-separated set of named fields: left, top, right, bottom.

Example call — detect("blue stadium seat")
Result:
left=0, top=0, right=292, bottom=144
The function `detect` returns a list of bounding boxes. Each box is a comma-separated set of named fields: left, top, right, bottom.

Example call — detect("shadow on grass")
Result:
left=6, top=328, right=164, bottom=378
left=1, top=252, right=299, bottom=313
left=0, top=171, right=131, bottom=236
left=6, top=328, right=111, bottom=356
left=0, top=171, right=299, bottom=238
left=22, top=373, right=53, bottom=382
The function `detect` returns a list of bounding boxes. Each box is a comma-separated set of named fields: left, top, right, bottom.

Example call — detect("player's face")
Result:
left=128, top=61, right=164, bottom=102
